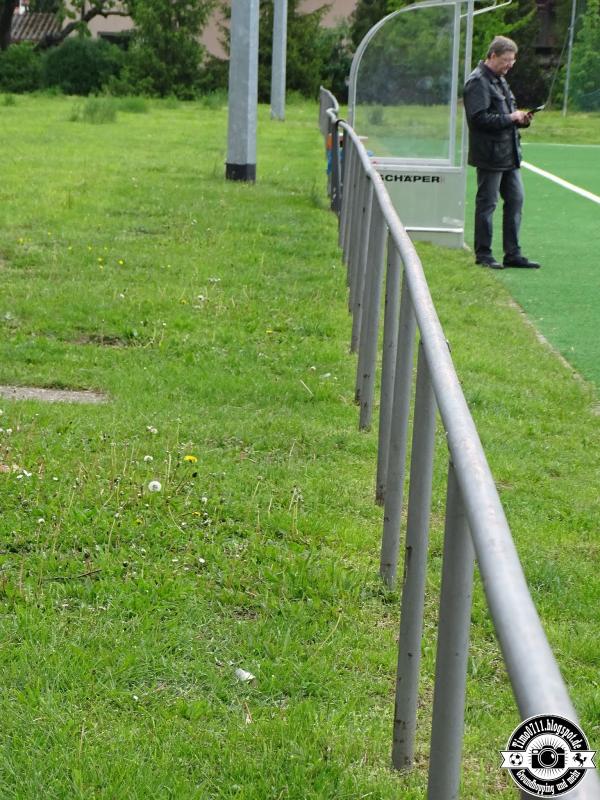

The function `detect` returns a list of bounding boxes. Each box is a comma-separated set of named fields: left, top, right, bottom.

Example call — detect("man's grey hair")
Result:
left=487, top=36, right=518, bottom=58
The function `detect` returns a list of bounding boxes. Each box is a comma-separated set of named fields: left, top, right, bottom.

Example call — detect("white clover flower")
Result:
left=148, top=480, right=162, bottom=492
left=146, top=426, right=158, bottom=435
left=143, top=455, right=153, bottom=463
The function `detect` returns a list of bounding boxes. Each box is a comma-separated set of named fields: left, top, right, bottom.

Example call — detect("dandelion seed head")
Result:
left=148, top=480, right=162, bottom=492
left=143, top=455, right=153, bottom=463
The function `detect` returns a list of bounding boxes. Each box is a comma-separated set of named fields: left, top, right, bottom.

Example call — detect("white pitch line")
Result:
left=523, top=142, right=600, bottom=148
left=522, top=160, right=600, bottom=205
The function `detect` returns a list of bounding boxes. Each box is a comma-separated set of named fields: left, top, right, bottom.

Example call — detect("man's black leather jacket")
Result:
left=463, top=61, right=523, bottom=171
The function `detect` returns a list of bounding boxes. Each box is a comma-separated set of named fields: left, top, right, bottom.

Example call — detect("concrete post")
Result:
left=226, top=0, right=259, bottom=182
left=271, top=0, right=287, bottom=120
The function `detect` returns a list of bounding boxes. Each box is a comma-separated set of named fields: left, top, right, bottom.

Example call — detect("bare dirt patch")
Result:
left=0, top=385, right=108, bottom=404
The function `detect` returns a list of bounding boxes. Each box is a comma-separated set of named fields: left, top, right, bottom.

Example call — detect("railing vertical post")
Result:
left=380, top=272, right=416, bottom=586
left=348, top=168, right=369, bottom=304
left=350, top=176, right=373, bottom=353
left=347, top=151, right=366, bottom=297
left=375, top=238, right=402, bottom=505
left=340, top=138, right=356, bottom=259
left=330, top=119, right=342, bottom=214
left=392, top=342, right=436, bottom=770
left=427, top=461, right=475, bottom=800
left=356, top=201, right=387, bottom=428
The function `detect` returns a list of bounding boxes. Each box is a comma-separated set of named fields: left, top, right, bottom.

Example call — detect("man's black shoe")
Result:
left=503, top=255, right=541, bottom=269
left=476, top=257, right=504, bottom=270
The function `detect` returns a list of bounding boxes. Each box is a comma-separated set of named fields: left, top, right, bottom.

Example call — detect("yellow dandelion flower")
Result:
left=183, top=454, right=198, bottom=463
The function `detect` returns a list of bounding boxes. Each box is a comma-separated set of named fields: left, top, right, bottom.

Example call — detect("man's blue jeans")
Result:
left=474, top=168, right=524, bottom=261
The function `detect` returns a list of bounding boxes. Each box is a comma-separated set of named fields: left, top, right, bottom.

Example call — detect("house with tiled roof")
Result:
left=10, top=7, right=61, bottom=45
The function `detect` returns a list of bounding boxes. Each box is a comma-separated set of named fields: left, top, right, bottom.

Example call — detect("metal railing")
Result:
left=318, top=88, right=600, bottom=799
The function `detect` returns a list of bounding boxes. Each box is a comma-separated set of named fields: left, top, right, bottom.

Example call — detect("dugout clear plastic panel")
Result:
left=352, top=4, right=460, bottom=163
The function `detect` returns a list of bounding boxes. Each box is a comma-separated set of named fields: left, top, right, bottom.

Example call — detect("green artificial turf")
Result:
left=523, top=142, right=600, bottom=195
left=0, top=94, right=598, bottom=799
left=465, top=117, right=600, bottom=387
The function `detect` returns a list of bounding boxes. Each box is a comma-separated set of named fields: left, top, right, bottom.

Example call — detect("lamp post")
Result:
left=226, top=0, right=259, bottom=181
left=271, top=0, right=288, bottom=120
left=562, top=0, right=577, bottom=116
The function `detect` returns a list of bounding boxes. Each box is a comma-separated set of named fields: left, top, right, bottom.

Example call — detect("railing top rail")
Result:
left=336, top=118, right=582, bottom=725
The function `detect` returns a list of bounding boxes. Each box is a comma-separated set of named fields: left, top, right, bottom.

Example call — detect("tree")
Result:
left=121, top=0, right=216, bottom=97
left=0, top=0, right=16, bottom=50
left=568, top=0, right=600, bottom=110
left=350, top=0, right=394, bottom=49
left=39, top=1, right=132, bottom=49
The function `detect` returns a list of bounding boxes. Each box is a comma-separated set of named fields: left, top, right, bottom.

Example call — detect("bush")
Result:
left=196, top=54, right=229, bottom=95
left=42, top=38, right=124, bottom=95
left=0, top=43, right=42, bottom=93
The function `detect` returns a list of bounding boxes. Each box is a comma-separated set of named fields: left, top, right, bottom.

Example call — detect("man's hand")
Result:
left=510, top=110, right=532, bottom=126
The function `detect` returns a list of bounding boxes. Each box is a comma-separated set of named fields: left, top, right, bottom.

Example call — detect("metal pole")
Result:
left=427, top=462, right=475, bottom=800
left=339, top=135, right=354, bottom=254
left=350, top=175, right=373, bottom=354
left=357, top=202, right=386, bottom=429
left=341, top=141, right=357, bottom=264
left=330, top=120, right=342, bottom=214
left=448, top=1, right=461, bottom=163
left=562, top=0, right=577, bottom=116
left=226, top=0, right=259, bottom=182
left=270, top=0, right=287, bottom=120
left=375, top=238, right=401, bottom=505
left=347, top=151, right=365, bottom=304
left=392, top=343, right=437, bottom=770
left=348, top=167, right=368, bottom=303
left=380, top=271, right=416, bottom=587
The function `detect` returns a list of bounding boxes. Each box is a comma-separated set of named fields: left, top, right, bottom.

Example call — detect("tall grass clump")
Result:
left=116, top=96, right=149, bottom=114
left=69, top=97, right=118, bottom=124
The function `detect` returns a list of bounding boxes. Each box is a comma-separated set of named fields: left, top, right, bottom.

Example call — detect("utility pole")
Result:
left=271, top=0, right=288, bottom=120
left=562, top=0, right=577, bottom=116
left=226, top=0, right=259, bottom=181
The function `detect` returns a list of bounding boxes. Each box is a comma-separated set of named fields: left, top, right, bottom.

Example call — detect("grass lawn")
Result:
left=0, top=94, right=598, bottom=799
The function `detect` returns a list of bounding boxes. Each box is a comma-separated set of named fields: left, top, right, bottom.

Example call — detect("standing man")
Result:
left=463, top=36, right=541, bottom=269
